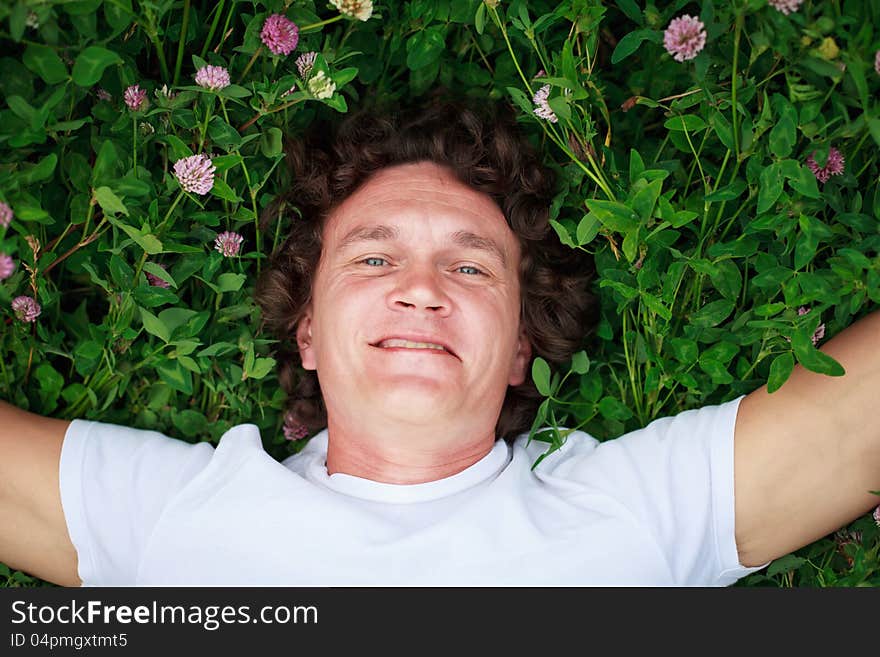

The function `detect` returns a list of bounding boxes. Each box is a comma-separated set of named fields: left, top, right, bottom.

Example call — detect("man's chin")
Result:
left=365, top=386, right=459, bottom=421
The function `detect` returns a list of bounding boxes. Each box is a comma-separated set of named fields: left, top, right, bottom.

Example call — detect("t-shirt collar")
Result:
left=301, top=429, right=510, bottom=504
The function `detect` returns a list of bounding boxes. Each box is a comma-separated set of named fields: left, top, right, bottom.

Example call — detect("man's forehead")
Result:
left=339, top=163, right=491, bottom=207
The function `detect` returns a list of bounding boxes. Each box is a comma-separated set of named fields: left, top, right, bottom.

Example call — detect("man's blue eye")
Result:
left=458, top=265, right=484, bottom=276
left=362, top=257, right=385, bottom=266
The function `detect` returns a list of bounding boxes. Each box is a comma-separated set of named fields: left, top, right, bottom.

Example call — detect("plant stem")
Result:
left=200, top=0, right=226, bottom=59
left=214, top=0, right=237, bottom=53
left=132, top=116, right=138, bottom=176
left=132, top=189, right=185, bottom=286
left=236, top=154, right=262, bottom=275
left=300, top=15, right=344, bottom=33
left=173, top=0, right=191, bottom=86
left=239, top=47, right=263, bottom=84
left=198, top=95, right=215, bottom=152
left=142, top=12, right=171, bottom=82
left=731, top=11, right=743, bottom=160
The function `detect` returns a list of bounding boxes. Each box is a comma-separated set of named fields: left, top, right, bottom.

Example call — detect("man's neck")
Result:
left=324, top=417, right=496, bottom=484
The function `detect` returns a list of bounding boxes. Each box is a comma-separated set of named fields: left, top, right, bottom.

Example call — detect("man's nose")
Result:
left=389, top=264, right=451, bottom=314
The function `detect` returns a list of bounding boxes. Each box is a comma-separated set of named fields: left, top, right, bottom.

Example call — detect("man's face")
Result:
left=296, top=161, right=532, bottom=431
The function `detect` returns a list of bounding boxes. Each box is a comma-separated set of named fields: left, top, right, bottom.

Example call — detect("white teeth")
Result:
left=378, top=339, right=447, bottom=351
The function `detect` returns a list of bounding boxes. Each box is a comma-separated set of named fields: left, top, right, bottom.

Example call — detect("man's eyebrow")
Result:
left=337, top=224, right=508, bottom=267
left=450, top=230, right=508, bottom=268
left=337, top=224, right=400, bottom=251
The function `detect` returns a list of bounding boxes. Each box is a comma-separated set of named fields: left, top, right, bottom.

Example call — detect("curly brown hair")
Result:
left=254, top=97, right=600, bottom=442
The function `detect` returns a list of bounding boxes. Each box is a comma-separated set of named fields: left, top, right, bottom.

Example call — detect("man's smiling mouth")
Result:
left=369, top=337, right=459, bottom=359
left=377, top=338, right=448, bottom=351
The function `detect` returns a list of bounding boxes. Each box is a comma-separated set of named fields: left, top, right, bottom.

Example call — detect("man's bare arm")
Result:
left=0, top=400, right=81, bottom=586
left=733, top=307, right=880, bottom=567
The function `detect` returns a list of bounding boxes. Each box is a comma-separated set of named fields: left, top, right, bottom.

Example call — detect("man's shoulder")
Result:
left=509, top=425, right=602, bottom=469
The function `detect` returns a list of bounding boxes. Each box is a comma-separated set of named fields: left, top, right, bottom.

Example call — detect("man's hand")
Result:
left=0, top=401, right=81, bottom=586
left=733, top=308, right=880, bottom=567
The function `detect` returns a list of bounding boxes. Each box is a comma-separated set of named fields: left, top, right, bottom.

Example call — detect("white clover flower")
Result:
left=307, top=70, right=336, bottom=99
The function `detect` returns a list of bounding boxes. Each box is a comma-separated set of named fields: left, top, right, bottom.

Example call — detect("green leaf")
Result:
left=162, top=135, right=194, bottom=161
left=506, top=86, right=533, bottom=115
left=709, top=260, right=742, bottom=301
left=767, top=554, right=806, bottom=577
left=611, top=29, right=657, bottom=64
left=71, top=46, right=122, bottom=87
left=630, top=178, right=662, bottom=223
left=768, top=115, right=796, bottom=158
left=23, top=45, right=68, bottom=84
left=670, top=210, right=699, bottom=228
left=108, top=254, right=133, bottom=288
left=570, top=350, right=590, bottom=375
left=640, top=290, right=672, bottom=320
left=6, top=95, right=36, bottom=123
left=260, top=127, right=284, bottom=158
left=207, top=116, right=241, bottom=149
left=245, top=357, right=276, bottom=380
left=14, top=205, right=53, bottom=225
left=475, top=0, right=486, bottom=34
left=217, top=272, right=246, bottom=293
left=93, top=186, right=129, bottom=216
left=668, top=337, right=698, bottom=363
left=585, top=199, right=637, bottom=233
left=698, top=358, right=733, bottom=384
left=211, top=153, right=243, bottom=173
left=664, top=115, right=707, bottom=132
left=104, top=0, right=134, bottom=32
left=788, top=164, right=820, bottom=199
left=73, top=340, right=103, bottom=377
left=754, top=302, right=786, bottom=317
left=598, top=396, right=633, bottom=421
left=709, top=110, right=735, bottom=151
left=757, top=162, right=784, bottom=214
left=751, top=266, right=792, bottom=290
left=198, top=342, right=237, bottom=358
left=139, top=306, right=171, bottom=342
left=688, top=299, right=735, bottom=328
left=532, top=357, right=552, bottom=396
left=108, top=216, right=163, bottom=254
left=333, top=67, right=359, bottom=88
left=576, top=213, right=600, bottom=245
left=767, top=352, right=794, bottom=393
left=133, top=284, right=179, bottom=308
left=405, top=25, right=446, bottom=70
left=614, top=0, right=644, bottom=23
left=867, top=118, right=880, bottom=148
left=91, top=140, right=120, bottom=186
left=793, top=231, right=818, bottom=271
left=790, top=331, right=845, bottom=376
left=704, top=342, right=738, bottom=365
left=549, top=219, right=575, bottom=247
left=172, top=409, right=208, bottom=438
left=143, top=261, right=176, bottom=288
left=176, top=355, right=201, bottom=374
left=158, top=308, right=199, bottom=336
left=18, top=153, right=57, bottom=185
left=210, top=177, right=242, bottom=202
left=629, top=148, right=645, bottom=182
left=218, top=84, right=252, bottom=99
left=156, top=360, right=193, bottom=395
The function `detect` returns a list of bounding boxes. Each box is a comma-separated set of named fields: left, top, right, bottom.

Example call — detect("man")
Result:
left=1, top=100, right=878, bottom=586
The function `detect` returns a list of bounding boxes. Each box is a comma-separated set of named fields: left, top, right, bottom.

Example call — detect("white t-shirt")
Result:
left=58, top=394, right=767, bottom=586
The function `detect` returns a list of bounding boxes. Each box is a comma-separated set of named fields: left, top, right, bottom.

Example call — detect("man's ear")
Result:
left=296, top=306, right=316, bottom=370
left=508, top=326, right=533, bottom=387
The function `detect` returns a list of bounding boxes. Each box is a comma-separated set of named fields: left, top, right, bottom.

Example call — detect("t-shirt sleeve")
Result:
left=59, top=418, right=215, bottom=586
left=553, top=395, right=769, bottom=586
